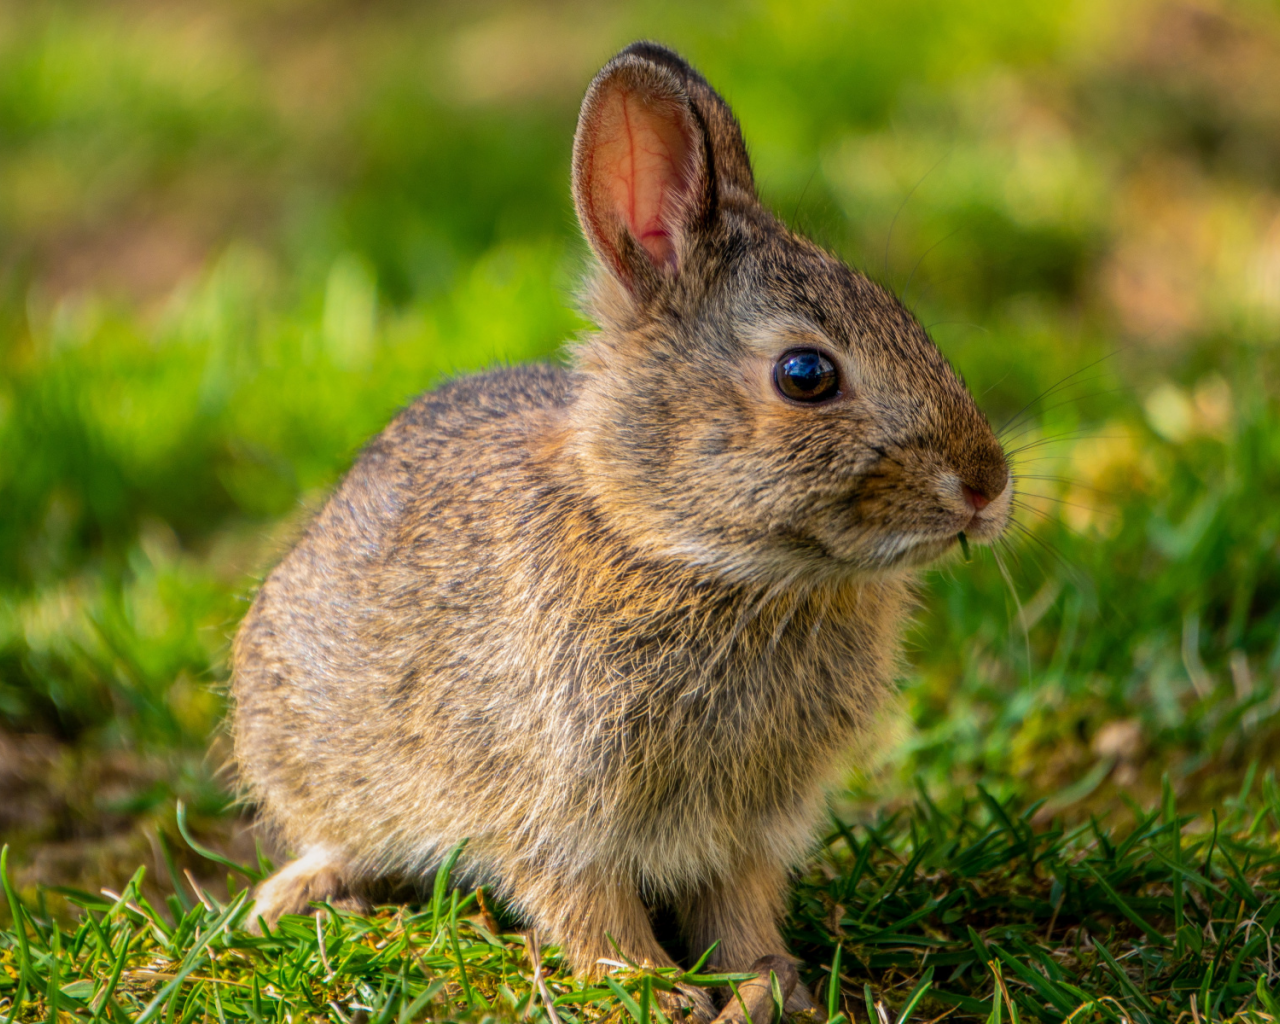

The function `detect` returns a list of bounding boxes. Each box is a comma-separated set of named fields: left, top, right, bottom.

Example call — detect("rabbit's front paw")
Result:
left=247, top=846, right=359, bottom=932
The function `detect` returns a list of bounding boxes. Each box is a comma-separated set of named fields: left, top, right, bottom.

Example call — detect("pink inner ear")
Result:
left=591, top=86, right=692, bottom=270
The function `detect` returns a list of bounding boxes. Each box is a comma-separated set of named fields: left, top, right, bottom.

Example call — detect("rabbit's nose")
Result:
left=959, top=460, right=1009, bottom=510
left=962, top=484, right=990, bottom=511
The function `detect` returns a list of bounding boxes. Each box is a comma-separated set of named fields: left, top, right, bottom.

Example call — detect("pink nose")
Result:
left=962, top=484, right=991, bottom=511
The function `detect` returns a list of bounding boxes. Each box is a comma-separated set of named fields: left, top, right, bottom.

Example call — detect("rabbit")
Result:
left=230, top=40, right=1011, bottom=1021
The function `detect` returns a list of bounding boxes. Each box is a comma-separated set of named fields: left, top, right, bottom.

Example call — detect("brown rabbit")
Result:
left=231, top=41, right=1011, bottom=1020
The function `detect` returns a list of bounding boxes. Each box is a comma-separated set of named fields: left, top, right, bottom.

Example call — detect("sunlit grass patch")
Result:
left=4, top=781, right=1280, bottom=1023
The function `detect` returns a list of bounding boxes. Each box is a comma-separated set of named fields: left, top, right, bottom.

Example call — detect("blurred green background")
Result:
left=2, top=0, right=1280, bottom=898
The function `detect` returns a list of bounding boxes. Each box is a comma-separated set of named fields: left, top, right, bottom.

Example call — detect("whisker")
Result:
left=1010, top=452, right=1110, bottom=467
left=996, top=349, right=1125, bottom=438
left=1014, top=475, right=1114, bottom=496
left=1005, top=516, right=1055, bottom=550
left=1016, top=493, right=1118, bottom=519
left=991, top=542, right=1032, bottom=679
left=994, top=534, right=1032, bottom=576
left=1009, top=502, right=1090, bottom=549
left=902, top=226, right=962, bottom=307
left=1006, top=426, right=1109, bottom=450
left=1011, top=505, right=1058, bottom=529
left=1000, top=397, right=1115, bottom=448
left=1001, top=534, right=1053, bottom=583
left=999, top=385, right=1133, bottom=446
left=884, top=148, right=953, bottom=285
left=1009, top=534, right=1083, bottom=609
left=791, top=165, right=820, bottom=226
left=998, top=537, right=1063, bottom=601
left=924, top=320, right=994, bottom=336
left=1004, top=521, right=1088, bottom=586
left=998, top=375, right=1115, bottom=439
left=978, top=370, right=1012, bottom=400
left=1010, top=497, right=1075, bottom=526
left=1004, top=430, right=1119, bottom=459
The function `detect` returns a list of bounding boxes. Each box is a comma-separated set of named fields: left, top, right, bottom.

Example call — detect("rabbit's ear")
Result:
left=573, top=43, right=755, bottom=297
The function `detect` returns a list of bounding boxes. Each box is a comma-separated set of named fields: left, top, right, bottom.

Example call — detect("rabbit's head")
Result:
left=564, top=43, right=1010, bottom=585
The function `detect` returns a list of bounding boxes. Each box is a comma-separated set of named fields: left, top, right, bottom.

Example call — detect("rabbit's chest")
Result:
left=617, top=639, right=882, bottom=808
left=535, top=572, right=906, bottom=868
left=594, top=650, right=881, bottom=887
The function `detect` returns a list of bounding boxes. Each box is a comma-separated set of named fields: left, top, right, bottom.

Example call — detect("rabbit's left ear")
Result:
left=572, top=43, right=755, bottom=298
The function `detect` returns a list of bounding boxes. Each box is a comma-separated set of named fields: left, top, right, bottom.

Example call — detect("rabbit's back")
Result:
left=232, top=364, right=577, bottom=870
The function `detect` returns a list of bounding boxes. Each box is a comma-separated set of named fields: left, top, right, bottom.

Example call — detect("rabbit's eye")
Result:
left=774, top=349, right=840, bottom=403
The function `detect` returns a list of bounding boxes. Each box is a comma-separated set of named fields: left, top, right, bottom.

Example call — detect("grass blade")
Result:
left=176, top=802, right=264, bottom=883
left=828, top=943, right=844, bottom=1020
left=1082, top=863, right=1168, bottom=947
left=895, top=966, right=934, bottom=1024
left=431, top=839, right=468, bottom=935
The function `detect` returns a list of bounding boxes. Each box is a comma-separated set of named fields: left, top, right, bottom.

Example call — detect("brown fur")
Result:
left=230, top=42, right=1010, bottom=1019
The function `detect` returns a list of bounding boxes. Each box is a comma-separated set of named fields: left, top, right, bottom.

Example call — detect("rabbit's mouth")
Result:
left=956, top=489, right=1013, bottom=543
left=842, top=487, right=1011, bottom=571
left=843, top=531, right=972, bottom=572
left=900, top=537, right=963, bottom=568
left=856, top=508, right=1010, bottom=572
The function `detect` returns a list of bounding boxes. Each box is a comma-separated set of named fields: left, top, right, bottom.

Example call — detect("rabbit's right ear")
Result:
left=572, top=42, right=756, bottom=299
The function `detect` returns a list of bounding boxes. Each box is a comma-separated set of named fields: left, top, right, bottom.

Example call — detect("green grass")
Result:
left=5, top=782, right=1280, bottom=1023
left=3, top=0, right=1280, bottom=1019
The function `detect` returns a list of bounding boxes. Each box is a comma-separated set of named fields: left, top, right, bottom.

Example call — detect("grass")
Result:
left=4, top=781, right=1280, bottom=1023
left=3, top=0, right=1280, bottom=1019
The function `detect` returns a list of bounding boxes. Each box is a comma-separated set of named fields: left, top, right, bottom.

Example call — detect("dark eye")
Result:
left=774, top=348, right=840, bottom=403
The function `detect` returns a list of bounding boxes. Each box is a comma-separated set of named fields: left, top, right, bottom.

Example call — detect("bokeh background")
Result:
left=3, top=0, right=1280, bottom=901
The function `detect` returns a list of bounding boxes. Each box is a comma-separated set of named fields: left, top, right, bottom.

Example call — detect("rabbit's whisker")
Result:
left=996, top=349, right=1123, bottom=438
left=990, top=542, right=1032, bottom=678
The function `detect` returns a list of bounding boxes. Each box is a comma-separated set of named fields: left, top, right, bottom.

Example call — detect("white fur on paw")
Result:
left=248, top=845, right=344, bottom=931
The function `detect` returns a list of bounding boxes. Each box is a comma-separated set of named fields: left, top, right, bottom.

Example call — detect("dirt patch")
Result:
left=0, top=730, right=259, bottom=920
